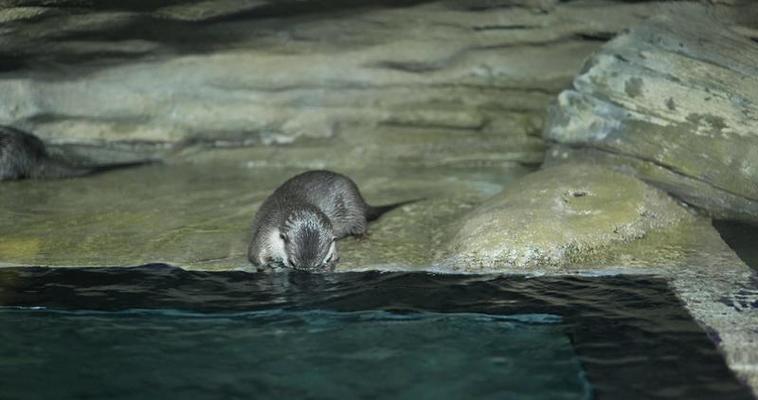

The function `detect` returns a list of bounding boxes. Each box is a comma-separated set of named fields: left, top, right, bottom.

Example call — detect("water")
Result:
left=0, top=266, right=752, bottom=400
left=0, top=310, right=586, bottom=400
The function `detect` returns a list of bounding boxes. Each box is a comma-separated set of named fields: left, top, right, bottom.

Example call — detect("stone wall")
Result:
left=1, top=0, right=675, bottom=167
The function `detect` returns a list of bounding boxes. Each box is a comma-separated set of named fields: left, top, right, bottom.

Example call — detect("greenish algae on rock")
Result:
left=0, top=161, right=532, bottom=271
left=437, top=164, right=745, bottom=273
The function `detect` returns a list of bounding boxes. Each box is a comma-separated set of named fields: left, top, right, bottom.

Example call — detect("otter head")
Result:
left=277, top=208, right=338, bottom=272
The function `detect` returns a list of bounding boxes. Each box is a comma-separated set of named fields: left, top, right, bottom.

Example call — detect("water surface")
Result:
left=0, top=266, right=752, bottom=400
left=0, top=309, right=586, bottom=400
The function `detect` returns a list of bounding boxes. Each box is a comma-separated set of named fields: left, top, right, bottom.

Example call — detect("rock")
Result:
left=0, top=1, right=674, bottom=167
left=543, top=5, right=758, bottom=224
left=437, top=164, right=742, bottom=273
left=0, top=162, right=531, bottom=270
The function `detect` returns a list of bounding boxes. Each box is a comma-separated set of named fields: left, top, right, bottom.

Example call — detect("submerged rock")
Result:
left=543, top=5, right=758, bottom=224
left=438, top=164, right=742, bottom=273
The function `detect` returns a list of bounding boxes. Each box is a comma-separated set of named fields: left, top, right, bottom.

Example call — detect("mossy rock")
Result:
left=438, top=164, right=741, bottom=273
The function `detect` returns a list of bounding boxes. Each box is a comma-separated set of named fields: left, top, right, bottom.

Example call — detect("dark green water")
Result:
left=0, top=310, right=587, bottom=400
left=0, top=266, right=753, bottom=400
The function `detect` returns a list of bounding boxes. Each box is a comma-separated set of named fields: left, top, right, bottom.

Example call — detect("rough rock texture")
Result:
left=544, top=5, right=758, bottom=223
left=438, top=164, right=738, bottom=272
left=0, top=0, right=675, bottom=167
left=707, top=0, right=758, bottom=33
left=672, top=270, right=758, bottom=395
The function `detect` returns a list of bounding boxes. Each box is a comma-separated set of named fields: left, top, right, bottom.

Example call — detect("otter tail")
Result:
left=32, top=158, right=155, bottom=179
left=31, top=158, right=92, bottom=179
left=366, top=198, right=423, bottom=221
left=87, top=160, right=156, bottom=175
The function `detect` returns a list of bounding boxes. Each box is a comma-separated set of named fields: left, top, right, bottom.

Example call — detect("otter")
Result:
left=0, top=126, right=151, bottom=181
left=248, top=170, right=418, bottom=272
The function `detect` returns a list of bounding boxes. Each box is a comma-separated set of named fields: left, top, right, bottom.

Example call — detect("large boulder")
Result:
left=544, top=5, right=758, bottom=223
left=438, top=164, right=743, bottom=273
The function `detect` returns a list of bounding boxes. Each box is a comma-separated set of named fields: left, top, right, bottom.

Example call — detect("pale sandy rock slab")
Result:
left=0, top=0, right=674, bottom=167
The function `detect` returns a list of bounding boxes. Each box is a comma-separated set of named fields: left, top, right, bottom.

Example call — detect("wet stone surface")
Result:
left=3, top=160, right=744, bottom=276
left=0, top=161, right=531, bottom=271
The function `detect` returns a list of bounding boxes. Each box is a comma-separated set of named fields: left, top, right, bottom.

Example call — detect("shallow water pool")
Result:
left=0, top=266, right=752, bottom=400
left=0, top=310, right=587, bottom=400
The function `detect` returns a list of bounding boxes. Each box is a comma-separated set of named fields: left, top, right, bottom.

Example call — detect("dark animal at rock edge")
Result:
left=0, top=126, right=152, bottom=181
left=248, top=170, right=420, bottom=272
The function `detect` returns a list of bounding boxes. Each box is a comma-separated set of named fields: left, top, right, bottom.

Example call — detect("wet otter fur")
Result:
left=0, top=126, right=151, bottom=181
left=247, top=170, right=419, bottom=272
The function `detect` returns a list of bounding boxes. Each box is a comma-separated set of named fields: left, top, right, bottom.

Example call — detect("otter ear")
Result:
left=279, top=232, right=288, bottom=242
